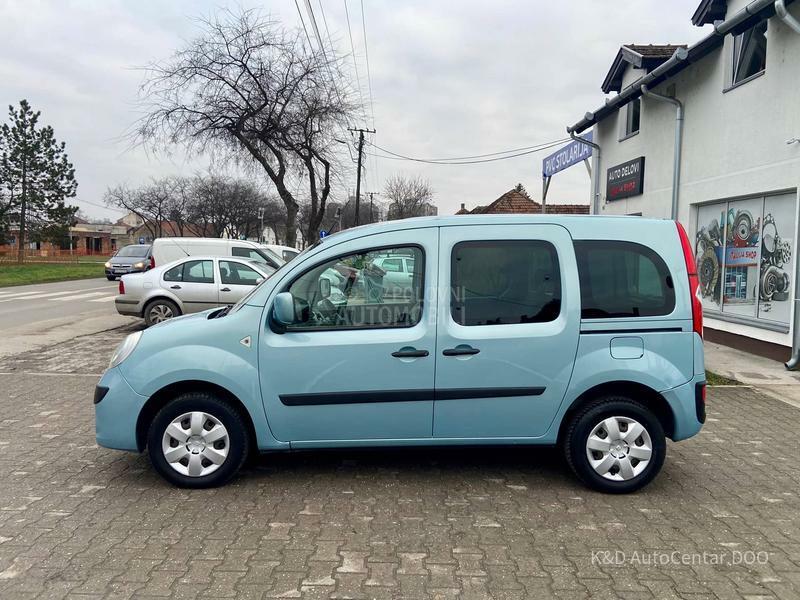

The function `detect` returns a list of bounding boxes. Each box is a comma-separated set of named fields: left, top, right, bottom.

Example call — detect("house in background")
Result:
left=456, top=187, right=589, bottom=215
left=0, top=210, right=209, bottom=258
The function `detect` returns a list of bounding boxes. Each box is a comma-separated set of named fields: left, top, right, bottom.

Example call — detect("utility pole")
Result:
left=348, top=127, right=375, bottom=226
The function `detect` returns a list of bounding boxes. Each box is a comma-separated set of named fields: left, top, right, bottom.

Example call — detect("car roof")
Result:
left=317, top=214, right=676, bottom=246
left=155, top=255, right=271, bottom=272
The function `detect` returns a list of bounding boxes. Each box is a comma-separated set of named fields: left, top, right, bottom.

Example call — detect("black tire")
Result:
left=143, top=298, right=181, bottom=327
left=106, top=275, right=116, bottom=281
left=147, top=392, right=249, bottom=488
left=563, top=396, right=666, bottom=494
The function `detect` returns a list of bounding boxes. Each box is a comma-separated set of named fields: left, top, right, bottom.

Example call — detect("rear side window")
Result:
left=451, top=240, right=561, bottom=326
left=164, top=260, right=215, bottom=284
left=574, top=241, right=675, bottom=318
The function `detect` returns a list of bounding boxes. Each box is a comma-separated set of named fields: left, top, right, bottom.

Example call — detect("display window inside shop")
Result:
left=695, top=192, right=797, bottom=331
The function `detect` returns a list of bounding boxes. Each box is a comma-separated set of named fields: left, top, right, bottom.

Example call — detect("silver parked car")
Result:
left=115, top=256, right=275, bottom=326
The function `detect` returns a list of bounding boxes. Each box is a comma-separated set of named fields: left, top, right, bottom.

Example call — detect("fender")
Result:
left=544, top=330, right=695, bottom=441
left=119, top=307, right=285, bottom=450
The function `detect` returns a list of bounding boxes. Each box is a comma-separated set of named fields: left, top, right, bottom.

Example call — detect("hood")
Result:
left=110, top=256, right=147, bottom=266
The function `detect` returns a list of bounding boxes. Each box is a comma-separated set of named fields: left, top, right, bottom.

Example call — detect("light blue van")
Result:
left=95, top=215, right=706, bottom=493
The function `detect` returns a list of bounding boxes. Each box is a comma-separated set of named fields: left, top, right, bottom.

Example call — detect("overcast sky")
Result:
left=0, top=0, right=709, bottom=221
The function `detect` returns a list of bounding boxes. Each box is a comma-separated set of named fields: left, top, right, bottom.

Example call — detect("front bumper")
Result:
left=105, top=266, right=145, bottom=277
left=94, top=367, right=148, bottom=451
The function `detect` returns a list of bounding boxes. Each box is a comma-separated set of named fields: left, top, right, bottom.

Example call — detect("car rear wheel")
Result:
left=147, top=392, right=249, bottom=488
left=563, top=396, right=666, bottom=494
left=144, top=298, right=180, bottom=327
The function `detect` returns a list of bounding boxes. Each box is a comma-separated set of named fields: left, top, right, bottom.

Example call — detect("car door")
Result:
left=433, top=224, right=580, bottom=439
left=218, top=259, right=269, bottom=304
left=161, top=259, right=219, bottom=313
left=259, top=228, right=438, bottom=443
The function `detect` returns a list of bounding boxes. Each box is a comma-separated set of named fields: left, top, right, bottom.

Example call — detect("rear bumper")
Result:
left=95, top=367, right=148, bottom=451
left=661, top=373, right=706, bottom=441
left=115, top=298, right=142, bottom=317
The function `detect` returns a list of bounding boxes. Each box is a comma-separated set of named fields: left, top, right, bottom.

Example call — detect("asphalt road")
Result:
left=0, top=278, right=136, bottom=359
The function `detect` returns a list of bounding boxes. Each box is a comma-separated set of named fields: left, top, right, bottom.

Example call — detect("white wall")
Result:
left=590, top=5, right=800, bottom=346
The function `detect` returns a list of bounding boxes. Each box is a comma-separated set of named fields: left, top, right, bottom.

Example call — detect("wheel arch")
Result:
left=135, top=380, right=257, bottom=452
left=556, top=381, right=675, bottom=445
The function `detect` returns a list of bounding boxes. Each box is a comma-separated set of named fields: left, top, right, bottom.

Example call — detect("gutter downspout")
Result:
left=640, top=85, right=684, bottom=220
left=777, top=0, right=800, bottom=368
left=569, top=130, right=602, bottom=214
left=776, top=0, right=800, bottom=33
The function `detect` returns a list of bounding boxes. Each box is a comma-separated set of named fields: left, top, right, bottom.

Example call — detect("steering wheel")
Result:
left=311, top=298, right=338, bottom=325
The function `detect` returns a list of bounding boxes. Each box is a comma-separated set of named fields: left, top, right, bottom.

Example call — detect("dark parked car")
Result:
left=104, top=244, right=153, bottom=280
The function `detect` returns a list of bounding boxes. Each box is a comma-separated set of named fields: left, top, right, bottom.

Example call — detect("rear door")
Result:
left=433, top=224, right=580, bottom=438
left=161, top=259, right=219, bottom=312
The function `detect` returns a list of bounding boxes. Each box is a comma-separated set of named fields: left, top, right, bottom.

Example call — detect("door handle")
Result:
left=442, top=345, right=480, bottom=356
left=220, top=287, right=231, bottom=292
left=170, top=285, right=182, bottom=290
left=391, top=348, right=429, bottom=358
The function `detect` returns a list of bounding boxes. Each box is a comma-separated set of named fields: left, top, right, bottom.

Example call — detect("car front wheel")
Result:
left=147, top=392, right=249, bottom=488
left=563, top=397, right=666, bottom=494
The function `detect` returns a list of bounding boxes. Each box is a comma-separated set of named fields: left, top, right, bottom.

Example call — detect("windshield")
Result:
left=115, top=245, right=151, bottom=258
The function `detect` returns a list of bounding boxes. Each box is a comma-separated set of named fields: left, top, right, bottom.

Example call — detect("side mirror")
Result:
left=255, top=277, right=264, bottom=285
left=319, top=277, right=331, bottom=299
left=273, top=292, right=295, bottom=325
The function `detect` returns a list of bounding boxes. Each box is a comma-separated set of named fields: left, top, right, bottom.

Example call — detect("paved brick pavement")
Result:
left=0, top=328, right=799, bottom=599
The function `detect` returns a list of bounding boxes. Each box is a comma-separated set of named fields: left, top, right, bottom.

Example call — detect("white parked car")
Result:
left=151, top=238, right=284, bottom=271
left=115, top=256, right=275, bottom=326
left=260, top=243, right=300, bottom=262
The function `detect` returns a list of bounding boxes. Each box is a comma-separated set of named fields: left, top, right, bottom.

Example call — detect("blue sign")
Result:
left=319, top=230, right=329, bottom=239
left=138, top=237, right=145, bottom=244
left=542, top=131, right=593, bottom=178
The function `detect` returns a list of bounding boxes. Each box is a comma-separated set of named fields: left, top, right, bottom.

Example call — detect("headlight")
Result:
left=109, top=331, right=143, bottom=369
left=133, top=261, right=145, bottom=269
left=104, top=261, right=111, bottom=268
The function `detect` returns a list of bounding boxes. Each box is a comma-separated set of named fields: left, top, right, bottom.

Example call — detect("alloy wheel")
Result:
left=161, top=411, right=230, bottom=477
left=585, top=416, right=653, bottom=481
left=149, top=304, right=174, bottom=323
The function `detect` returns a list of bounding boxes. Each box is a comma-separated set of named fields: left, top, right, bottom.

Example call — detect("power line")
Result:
left=293, top=0, right=314, bottom=48
left=74, top=198, right=126, bottom=213
left=343, top=0, right=367, bottom=124
left=303, top=0, right=326, bottom=54
left=365, top=138, right=571, bottom=165
left=359, top=0, right=379, bottom=194
left=359, top=0, right=375, bottom=129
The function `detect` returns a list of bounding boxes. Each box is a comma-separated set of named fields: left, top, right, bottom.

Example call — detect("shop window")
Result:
left=731, top=20, right=767, bottom=86
left=622, top=98, right=641, bottom=139
left=695, top=192, right=795, bottom=328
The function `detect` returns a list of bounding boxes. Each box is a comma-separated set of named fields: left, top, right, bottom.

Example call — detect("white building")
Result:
left=569, top=0, right=800, bottom=359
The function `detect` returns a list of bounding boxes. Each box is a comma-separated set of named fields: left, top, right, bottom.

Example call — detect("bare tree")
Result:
left=137, top=9, right=357, bottom=247
left=384, top=175, right=435, bottom=220
left=105, top=178, right=179, bottom=240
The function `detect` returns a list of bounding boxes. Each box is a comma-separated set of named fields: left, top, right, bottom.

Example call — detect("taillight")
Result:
left=149, top=256, right=155, bottom=269
left=118, top=279, right=125, bottom=295
left=676, top=221, right=703, bottom=338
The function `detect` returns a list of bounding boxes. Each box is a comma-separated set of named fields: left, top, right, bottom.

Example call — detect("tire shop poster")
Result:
left=695, top=193, right=795, bottom=325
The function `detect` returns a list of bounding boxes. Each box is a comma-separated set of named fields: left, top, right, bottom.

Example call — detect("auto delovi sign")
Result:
left=542, top=131, right=593, bottom=178
left=606, top=157, right=645, bottom=201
